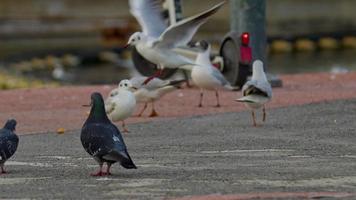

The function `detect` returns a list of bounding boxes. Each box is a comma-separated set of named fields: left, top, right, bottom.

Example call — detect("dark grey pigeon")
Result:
left=81, top=92, right=137, bottom=176
left=0, top=119, right=19, bottom=175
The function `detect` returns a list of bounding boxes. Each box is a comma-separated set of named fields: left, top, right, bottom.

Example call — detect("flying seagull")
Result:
left=235, top=60, right=272, bottom=126
left=126, top=1, right=225, bottom=84
left=81, top=92, right=137, bottom=176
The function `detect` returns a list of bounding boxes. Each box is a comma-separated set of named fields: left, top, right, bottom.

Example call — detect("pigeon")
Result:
left=81, top=92, right=137, bottom=176
left=105, top=80, right=137, bottom=133
left=126, top=1, right=225, bottom=84
left=129, top=76, right=185, bottom=117
left=235, top=60, right=272, bottom=126
left=190, top=40, right=235, bottom=107
left=0, top=119, right=19, bottom=174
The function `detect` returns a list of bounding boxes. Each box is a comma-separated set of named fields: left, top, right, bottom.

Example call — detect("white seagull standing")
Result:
left=235, top=60, right=272, bottom=127
left=127, top=1, right=225, bottom=84
left=105, top=80, right=137, bottom=133
left=190, top=40, right=234, bottom=107
left=130, top=76, right=184, bottom=117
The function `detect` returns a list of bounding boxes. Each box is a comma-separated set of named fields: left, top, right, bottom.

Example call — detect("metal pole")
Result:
left=230, top=0, right=267, bottom=67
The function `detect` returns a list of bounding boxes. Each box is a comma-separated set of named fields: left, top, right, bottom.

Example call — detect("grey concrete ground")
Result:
left=1, top=99, right=356, bottom=199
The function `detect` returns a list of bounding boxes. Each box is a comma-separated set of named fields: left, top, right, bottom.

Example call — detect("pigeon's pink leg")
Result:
left=0, top=165, right=6, bottom=175
left=91, top=164, right=104, bottom=176
left=103, top=163, right=112, bottom=176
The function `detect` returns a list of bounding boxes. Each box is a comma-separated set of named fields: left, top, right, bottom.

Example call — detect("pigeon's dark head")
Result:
left=4, top=119, right=17, bottom=131
left=90, top=92, right=105, bottom=106
left=84, top=92, right=109, bottom=123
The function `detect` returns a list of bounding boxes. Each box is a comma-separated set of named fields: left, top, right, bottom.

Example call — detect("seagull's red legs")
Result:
left=143, top=69, right=163, bottom=85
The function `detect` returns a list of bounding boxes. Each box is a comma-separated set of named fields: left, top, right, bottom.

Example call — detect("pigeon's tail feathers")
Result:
left=120, top=150, right=137, bottom=169
left=103, top=150, right=137, bottom=169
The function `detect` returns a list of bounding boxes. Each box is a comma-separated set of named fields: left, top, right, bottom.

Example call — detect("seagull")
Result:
left=105, top=80, right=137, bottom=133
left=190, top=40, right=235, bottom=107
left=81, top=92, right=137, bottom=176
left=129, top=76, right=185, bottom=117
left=235, top=60, right=272, bottom=127
left=0, top=119, right=19, bottom=175
left=127, top=1, right=225, bottom=84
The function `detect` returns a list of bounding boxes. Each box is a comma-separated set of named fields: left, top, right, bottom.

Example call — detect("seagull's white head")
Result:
left=252, top=60, right=267, bottom=82
left=118, top=79, right=137, bottom=91
left=127, top=32, right=145, bottom=46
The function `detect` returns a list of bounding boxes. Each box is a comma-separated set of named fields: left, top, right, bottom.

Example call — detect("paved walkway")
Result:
left=1, top=72, right=356, bottom=134
left=0, top=99, right=355, bottom=199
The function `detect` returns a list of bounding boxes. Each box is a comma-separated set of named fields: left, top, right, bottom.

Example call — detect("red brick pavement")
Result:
left=0, top=72, right=355, bottom=135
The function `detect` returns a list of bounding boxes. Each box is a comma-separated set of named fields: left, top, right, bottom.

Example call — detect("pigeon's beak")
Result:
left=82, top=101, right=92, bottom=107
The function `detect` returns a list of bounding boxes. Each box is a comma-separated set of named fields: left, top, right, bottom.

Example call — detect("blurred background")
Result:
left=1, top=0, right=356, bottom=89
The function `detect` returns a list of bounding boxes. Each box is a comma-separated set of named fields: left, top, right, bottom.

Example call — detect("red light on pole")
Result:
left=241, top=32, right=250, bottom=45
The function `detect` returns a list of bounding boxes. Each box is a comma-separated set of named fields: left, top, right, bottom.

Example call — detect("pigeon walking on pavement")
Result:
left=126, top=1, right=225, bottom=85
left=235, top=60, right=272, bottom=126
left=190, top=40, right=235, bottom=107
left=130, top=76, right=185, bottom=117
left=81, top=92, right=137, bottom=176
left=0, top=119, right=19, bottom=175
left=105, top=80, right=137, bottom=133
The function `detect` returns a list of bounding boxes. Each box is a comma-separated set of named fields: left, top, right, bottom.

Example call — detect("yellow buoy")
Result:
left=342, top=36, right=356, bottom=49
left=270, top=40, right=293, bottom=53
left=318, top=37, right=339, bottom=50
left=295, top=39, right=316, bottom=52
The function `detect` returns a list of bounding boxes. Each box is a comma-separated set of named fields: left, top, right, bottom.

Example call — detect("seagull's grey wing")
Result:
left=105, top=101, right=116, bottom=115
left=242, top=80, right=272, bottom=98
left=258, top=81, right=272, bottom=98
left=211, top=67, right=229, bottom=86
left=129, top=0, right=167, bottom=38
left=155, top=1, right=224, bottom=49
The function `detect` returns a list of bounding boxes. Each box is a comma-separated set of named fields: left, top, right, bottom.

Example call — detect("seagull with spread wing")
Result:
left=127, top=0, right=225, bottom=84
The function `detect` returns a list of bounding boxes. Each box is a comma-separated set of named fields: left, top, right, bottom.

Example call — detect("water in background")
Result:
left=0, top=47, right=356, bottom=85
left=268, top=50, right=356, bottom=74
